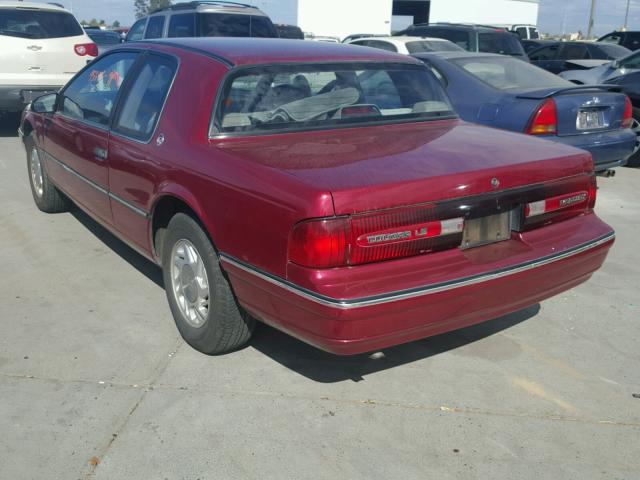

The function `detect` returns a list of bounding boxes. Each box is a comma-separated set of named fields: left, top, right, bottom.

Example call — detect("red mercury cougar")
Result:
left=20, top=38, right=615, bottom=355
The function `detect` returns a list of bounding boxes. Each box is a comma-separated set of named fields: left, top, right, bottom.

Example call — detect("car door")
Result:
left=529, top=44, right=560, bottom=72
left=107, top=52, right=178, bottom=252
left=44, top=51, right=139, bottom=224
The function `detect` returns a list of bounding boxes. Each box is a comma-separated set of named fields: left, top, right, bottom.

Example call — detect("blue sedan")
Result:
left=414, top=52, right=636, bottom=172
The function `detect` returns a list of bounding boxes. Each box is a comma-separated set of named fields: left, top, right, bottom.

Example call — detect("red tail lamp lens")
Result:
left=622, top=96, right=633, bottom=129
left=74, top=43, right=98, bottom=57
left=527, top=98, right=557, bottom=135
left=288, top=218, right=350, bottom=269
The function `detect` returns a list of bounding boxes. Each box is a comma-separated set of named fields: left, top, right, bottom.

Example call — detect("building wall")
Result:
left=250, top=0, right=299, bottom=27
left=429, top=0, right=538, bottom=25
left=299, top=0, right=393, bottom=40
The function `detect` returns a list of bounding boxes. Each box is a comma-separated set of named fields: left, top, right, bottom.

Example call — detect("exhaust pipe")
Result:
left=597, top=169, right=616, bottom=178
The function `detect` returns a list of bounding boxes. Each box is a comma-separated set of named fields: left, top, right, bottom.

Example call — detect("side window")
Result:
left=127, top=18, right=146, bottom=41
left=626, top=33, right=640, bottom=49
left=168, top=13, right=195, bottom=37
left=529, top=45, right=558, bottom=61
left=515, top=27, right=528, bottom=39
left=112, top=55, right=177, bottom=142
left=430, top=29, right=470, bottom=50
left=145, top=15, right=165, bottom=39
left=366, top=40, right=398, bottom=52
left=529, top=27, right=540, bottom=39
left=60, top=52, right=138, bottom=126
left=620, top=51, right=640, bottom=69
left=250, top=16, right=277, bottom=38
left=559, top=44, right=589, bottom=60
left=599, top=33, right=622, bottom=45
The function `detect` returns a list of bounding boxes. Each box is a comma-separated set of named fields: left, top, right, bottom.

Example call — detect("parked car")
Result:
left=19, top=38, right=614, bottom=355
left=0, top=1, right=97, bottom=114
left=346, top=36, right=463, bottom=54
left=521, top=39, right=554, bottom=55
left=85, top=29, right=123, bottom=55
left=342, top=33, right=385, bottom=43
left=125, top=0, right=278, bottom=42
left=561, top=49, right=640, bottom=166
left=394, top=23, right=528, bottom=59
left=491, top=24, right=540, bottom=40
left=528, top=41, right=631, bottom=74
left=305, top=35, right=340, bottom=43
left=275, top=23, right=303, bottom=40
left=415, top=51, right=636, bottom=172
left=598, top=30, right=640, bottom=51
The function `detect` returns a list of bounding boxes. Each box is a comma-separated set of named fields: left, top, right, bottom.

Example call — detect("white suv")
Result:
left=0, top=1, right=97, bottom=113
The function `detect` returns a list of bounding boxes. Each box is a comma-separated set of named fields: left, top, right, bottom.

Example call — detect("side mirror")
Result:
left=32, top=93, right=58, bottom=114
left=611, top=59, right=620, bottom=69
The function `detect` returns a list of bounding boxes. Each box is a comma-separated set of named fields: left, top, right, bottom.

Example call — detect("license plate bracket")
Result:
left=576, top=109, right=606, bottom=130
left=461, top=211, right=512, bottom=249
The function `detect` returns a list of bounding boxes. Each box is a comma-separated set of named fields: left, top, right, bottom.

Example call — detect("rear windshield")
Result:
left=199, top=13, right=277, bottom=38
left=478, top=32, right=525, bottom=56
left=451, top=56, right=571, bottom=91
left=0, top=9, right=83, bottom=39
left=87, top=31, right=121, bottom=45
left=406, top=40, right=463, bottom=53
left=214, top=63, right=455, bottom=135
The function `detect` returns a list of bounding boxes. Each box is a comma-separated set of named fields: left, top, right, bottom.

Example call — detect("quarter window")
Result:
left=113, top=55, right=176, bottom=141
left=145, top=16, right=165, bottom=39
left=60, top=52, right=138, bottom=127
left=168, top=13, right=196, bottom=37
left=127, top=18, right=146, bottom=41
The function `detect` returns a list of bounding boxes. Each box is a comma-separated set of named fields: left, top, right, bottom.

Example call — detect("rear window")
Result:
left=0, top=9, right=83, bottom=39
left=406, top=40, right=463, bottom=53
left=214, top=63, right=455, bottom=135
left=451, top=56, right=571, bottom=91
left=411, top=27, right=471, bottom=50
left=199, top=13, right=276, bottom=38
left=478, top=32, right=525, bottom=56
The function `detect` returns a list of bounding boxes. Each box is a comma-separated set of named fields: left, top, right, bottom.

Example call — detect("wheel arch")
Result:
left=149, top=186, right=218, bottom=262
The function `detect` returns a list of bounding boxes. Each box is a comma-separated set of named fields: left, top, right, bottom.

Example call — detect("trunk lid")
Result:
left=517, top=85, right=628, bottom=136
left=214, top=120, right=593, bottom=215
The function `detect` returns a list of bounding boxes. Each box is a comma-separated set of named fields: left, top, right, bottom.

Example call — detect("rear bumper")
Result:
left=552, top=130, right=636, bottom=171
left=0, top=85, right=61, bottom=112
left=221, top=214, right=614, bottom=355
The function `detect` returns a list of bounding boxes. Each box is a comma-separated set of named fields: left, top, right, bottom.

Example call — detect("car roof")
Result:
left=409, top=23, right=512, bottom=32
left=148, top=1, right=267, bottom=16
left=139, top=37, right=421, bottom=67
left=0, top=1, right=67, bottom=10
left=352, top=36, right=452, bottom=44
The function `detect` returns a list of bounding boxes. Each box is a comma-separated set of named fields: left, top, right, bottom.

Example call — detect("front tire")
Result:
left=25, top=133, right=69, bottom=213
left=626, top=116, right=640, bottom=167
left=161, top=213, right=255, bottom=355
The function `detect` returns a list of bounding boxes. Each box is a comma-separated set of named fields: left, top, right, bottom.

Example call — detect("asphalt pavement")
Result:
left=0, top=114, right=638, bottom=479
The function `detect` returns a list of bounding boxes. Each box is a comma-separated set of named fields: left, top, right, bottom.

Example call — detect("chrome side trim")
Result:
left=219, top=232, right=615, bottom=310
left=44, top=151, right=149, bottom=219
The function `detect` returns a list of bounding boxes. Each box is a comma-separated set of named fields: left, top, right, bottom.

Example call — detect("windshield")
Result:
left=199, top=13, right=276, bottom=38
left=406, top=40, right=463, bottom=53
left=597, top=43, right=632, bottom=59
left=214, top=63, right=455, bottom=135
left=451, top=56, right=572, bottom=90
left=478, top=32, right=525, bottom=56
left=0, top=9, right=83, bottom=39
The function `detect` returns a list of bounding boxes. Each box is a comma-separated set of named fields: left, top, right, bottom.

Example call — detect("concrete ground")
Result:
left=0, top=114, right=638, bottom=480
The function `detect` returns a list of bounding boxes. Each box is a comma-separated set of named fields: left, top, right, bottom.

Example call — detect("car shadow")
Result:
left=67, top=203, right=540, bottom=382
left=249, top=304, right=540, bottom=383
left=70, top=208, right=164, bottom=288
left=0, top=113, right=20, bottom=138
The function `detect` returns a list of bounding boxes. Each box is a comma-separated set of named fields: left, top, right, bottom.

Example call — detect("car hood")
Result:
left=214, top=120, right=592, bottom=215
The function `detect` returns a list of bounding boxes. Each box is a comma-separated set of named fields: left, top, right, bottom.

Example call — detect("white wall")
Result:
left=429, top=0, right=538, bottom=25
left=248, top=0, right=299, bottom=26
left=298, top=0, right=393, bottom=40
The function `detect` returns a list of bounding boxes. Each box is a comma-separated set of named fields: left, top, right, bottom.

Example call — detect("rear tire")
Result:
left=627, top=114, right=640, bottom=168
left=25, top=133, right=69, bottom=213
left=162, top=213, right=255, bottom=355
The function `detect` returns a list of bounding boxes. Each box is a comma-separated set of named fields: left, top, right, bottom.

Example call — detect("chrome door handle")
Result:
left=93, top=147, right=108, bottom=161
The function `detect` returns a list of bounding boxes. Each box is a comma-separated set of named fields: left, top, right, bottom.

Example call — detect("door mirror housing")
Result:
left=31, top=93, right=58, bottom=114
left=611, top=59, right=620, bottom=69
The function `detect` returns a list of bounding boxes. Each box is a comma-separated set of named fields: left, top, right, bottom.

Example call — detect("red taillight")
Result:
left=525, top=191, right=589, bottom=218
left=289, top=206, right=465, bottom=268
left=74, top=43, right=98, bottom=57
left=288, top=218, right=350, bottom=269
left=527, top=98, right=557, bottom=135
left=621, top=96, right=633, bottom=129
left=588, top=173, right=598, bottom=210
